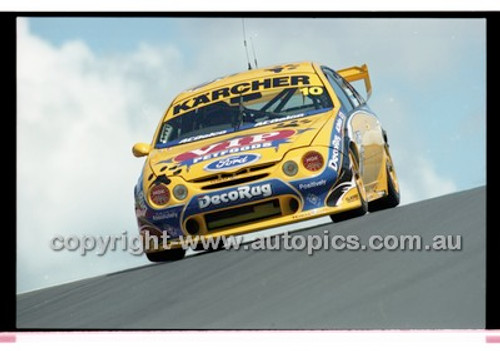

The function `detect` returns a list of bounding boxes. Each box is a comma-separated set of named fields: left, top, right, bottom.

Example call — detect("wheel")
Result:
left=368, top=145, right=400, bottom=212
left=330, top=148, right=368, bottom=222
left=146, top=248, right=186, bottom=262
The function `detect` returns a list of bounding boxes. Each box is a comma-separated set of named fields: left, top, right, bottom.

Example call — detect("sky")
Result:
left=17, top=17, right=486, bottom=293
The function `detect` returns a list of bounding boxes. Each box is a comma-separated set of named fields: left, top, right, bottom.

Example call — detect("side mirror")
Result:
left=132, top=143, right=151, bottom=158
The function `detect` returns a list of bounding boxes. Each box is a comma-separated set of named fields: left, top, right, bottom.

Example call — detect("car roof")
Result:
left=172, top=61, right=319, bottom=104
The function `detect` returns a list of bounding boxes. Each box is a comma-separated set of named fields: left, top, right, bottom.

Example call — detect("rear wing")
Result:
left=337, top=64, right=372, bottom=100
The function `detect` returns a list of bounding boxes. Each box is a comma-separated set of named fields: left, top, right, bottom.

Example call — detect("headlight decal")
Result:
left=173, top=184, right=188, bottom=200
left=302, top=151, right=324, bottom=172
left=149, top=183, right=170, bottom=206
left=136, top=172, right=185, bottom=239
left=283, top=160, right=299, bottom=176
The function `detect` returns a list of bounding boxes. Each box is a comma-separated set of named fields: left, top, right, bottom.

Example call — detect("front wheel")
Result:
left=146, top=248, right=186, bottom=262
left=368, top=145, right=400, bottom=212
left=330, top=149, right=368, bottom=222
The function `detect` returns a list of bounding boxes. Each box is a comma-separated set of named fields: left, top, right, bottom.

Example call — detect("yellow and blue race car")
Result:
left=133, top=62, right=400, bottom=261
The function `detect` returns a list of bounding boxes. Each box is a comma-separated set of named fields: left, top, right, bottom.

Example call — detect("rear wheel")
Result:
left=368, top=145, right=400, bottom=212
left=146, top=248, right=186, bottom=262
left=330, top=149, right=368, bottom=222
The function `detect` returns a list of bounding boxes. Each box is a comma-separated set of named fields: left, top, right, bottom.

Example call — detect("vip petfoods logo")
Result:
left=204, top=153, right=261, bottom=172
left=197, top=184, right=273, bottom=209
left=173, top=130, right=296, bottom=166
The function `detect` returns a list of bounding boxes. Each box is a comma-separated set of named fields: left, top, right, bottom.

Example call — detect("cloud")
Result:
left=17, top=18, right=483, bottom=293
left=17, top=18, right=189, bottom=292
left=397, top=156, right=457, bottom=205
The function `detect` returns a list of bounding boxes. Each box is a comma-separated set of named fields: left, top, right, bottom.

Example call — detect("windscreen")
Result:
left=156, top=74, right=333, bottom=148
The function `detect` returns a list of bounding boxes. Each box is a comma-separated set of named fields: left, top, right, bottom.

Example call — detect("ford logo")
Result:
left=204, top=153, right=261, bottom=172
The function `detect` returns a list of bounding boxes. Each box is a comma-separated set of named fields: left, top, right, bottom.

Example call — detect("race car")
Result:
left=132, top=62, right=400, bottom=261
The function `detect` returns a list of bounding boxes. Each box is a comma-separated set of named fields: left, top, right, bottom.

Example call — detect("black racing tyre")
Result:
left=330, top=148, right=368, bottom=222
left=146, top=248, right=186, bottom=262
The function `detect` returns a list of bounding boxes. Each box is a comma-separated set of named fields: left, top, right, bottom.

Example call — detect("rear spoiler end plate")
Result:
left=337, top=64, right=372, bottom=100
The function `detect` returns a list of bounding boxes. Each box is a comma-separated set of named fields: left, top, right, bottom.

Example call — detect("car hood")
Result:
left=148, top=110, right=334, bottom=181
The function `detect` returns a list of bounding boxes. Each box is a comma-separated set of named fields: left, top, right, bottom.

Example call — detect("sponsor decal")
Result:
left=254, top=113, right=304, bottom=127
left=306, top=193, right=320, bottom=206
left=292, top=212, right=310, bottom=220
left=152, top=210, right=179, bottom=221
left=204, top=153, right=261, bottom=172
left=328, top=111, right=345, bottom=171
left=178, top=130, right=228, bottom=144
left=292, top=208, right=327, bottom=220
left=182, top=179, right=299, bottom=220
left=335, top=116, right=343, bottom=132
left=345, top=194, right=359, bottom=203
left=298, top=179, right=327, bottom=190
left=169, top=129, right=296, bottom=166
left=172, top=75, right=311, bottom=116
left=197, top=184, right=273, bottom=210
left=140, top=205, right=184, bottom=238
left=329, top=135, right=342, bottom=171
left=338, top=110, right=346, bottom=120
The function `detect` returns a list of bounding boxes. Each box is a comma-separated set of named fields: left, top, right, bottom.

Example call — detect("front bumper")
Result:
left=162, top=198, right=362, bottom=250
left=136, top=145, right=362, bottom=252
left=138, top=175, right=362, bottom=252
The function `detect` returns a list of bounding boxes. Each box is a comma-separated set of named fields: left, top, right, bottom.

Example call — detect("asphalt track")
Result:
left=17, top=187, right=485, bottom=329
